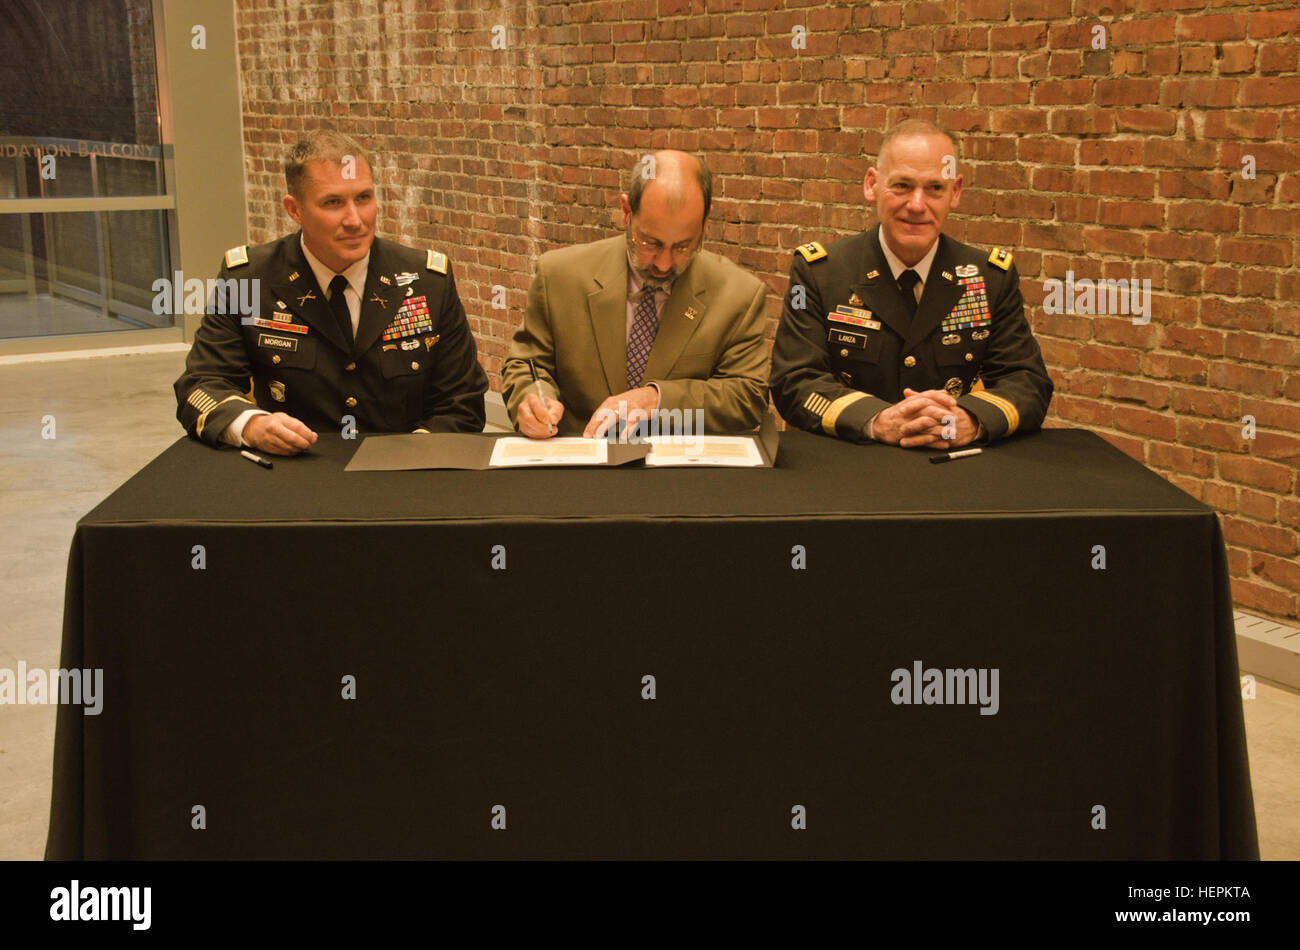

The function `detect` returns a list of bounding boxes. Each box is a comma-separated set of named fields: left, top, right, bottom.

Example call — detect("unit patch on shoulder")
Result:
left=988, top=248, right=1013, bottom=271
left=224, top=245, right=249, bottom=268
left=795, top=241, right=827, bottom=263
left=426, top=250, right=448, bottom=274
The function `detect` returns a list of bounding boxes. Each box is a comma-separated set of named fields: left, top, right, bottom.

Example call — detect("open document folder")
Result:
left=344, top=414, right=781, bottom=471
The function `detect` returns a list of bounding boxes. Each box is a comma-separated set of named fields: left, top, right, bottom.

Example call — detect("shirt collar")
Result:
left=877, top=227, right=940, bottom=287
left=300, top=234, right=369, bottom=298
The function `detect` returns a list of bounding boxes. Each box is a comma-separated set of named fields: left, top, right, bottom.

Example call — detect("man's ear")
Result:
left=619, top=193, right=632, bottom=227
left=862, top=168, right=878, bottom=205
left=950, top=174, right=963, bottom=209
left=282, top=193, right=302, bottom=226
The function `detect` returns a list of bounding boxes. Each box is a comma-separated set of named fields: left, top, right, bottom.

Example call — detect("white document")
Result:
left=489, top=437, right=610, bottom=467
left=644, top=436, right=764, bottom=467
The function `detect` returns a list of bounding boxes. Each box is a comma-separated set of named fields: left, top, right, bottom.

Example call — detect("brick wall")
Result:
left=233, top=0, right=1300, bottom=622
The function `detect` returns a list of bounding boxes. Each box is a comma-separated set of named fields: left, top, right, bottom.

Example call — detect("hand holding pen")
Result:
left=518, top=358, right=565, bottom=439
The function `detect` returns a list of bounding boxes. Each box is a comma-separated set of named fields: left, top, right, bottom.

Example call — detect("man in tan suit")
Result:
left=503, top=150, right=769, bottom=438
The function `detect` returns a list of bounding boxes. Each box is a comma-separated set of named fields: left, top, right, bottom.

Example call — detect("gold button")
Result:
left=903, top=355, right=916, bottom=368
left=410, top=361, right=420, bottom=371
left=345, top=397, right=357, bottom=408
left=272, top=354, right=281, bottom=364
left=344, top=362, right=356, bottom=371
left=965, top=352, right=974, bottom=362
left=840, top=348, right=849, bottom=358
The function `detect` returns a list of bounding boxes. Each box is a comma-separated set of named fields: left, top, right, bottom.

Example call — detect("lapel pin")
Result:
left=684, top=306, right=698, bottom=321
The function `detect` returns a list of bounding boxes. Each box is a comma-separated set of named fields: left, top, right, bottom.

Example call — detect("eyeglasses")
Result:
left=628, top=227, right=700, bottom=261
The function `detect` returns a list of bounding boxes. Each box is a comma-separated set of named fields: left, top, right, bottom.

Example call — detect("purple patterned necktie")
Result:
left=626, top=285, right=659, bottom=389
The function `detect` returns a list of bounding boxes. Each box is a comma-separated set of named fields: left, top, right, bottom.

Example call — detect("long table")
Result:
left=45, top=427, right=1258, bottom=859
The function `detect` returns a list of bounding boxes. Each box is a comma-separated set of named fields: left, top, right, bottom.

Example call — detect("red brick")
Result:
left=1250, top=9, right=1300, bottom=40
left=1145, top=352, right=1208, bottom=384
left=1242, top=79, right=1300, bottom=107
left=1230, top=578, right=1298, bottom=619
left=1240, top=490, right=1278, bottom=522
left=1082, top=344, right=1143, bottom=373
left=1200, top=480, right=1234, bottom=510
left=1114, top=405, right=1178, bottom=440
left=1224, top=517, right=1299, bottom=556
left=1281, top=498, right=1300, bottom=529
left=1220, top=454, right=1296, bottom=494
left=1147, top=441, right=1215, bottom=477
left=1208, top=362, right=1286, bottom=397
left=1253, top=431, right=1300, bottom=462
left=1053, top=394, right=1112, bottom=426
left=1178, top=14, right=1248, bottom=42
left=1219, top=239, right=1292, bottom=267
left=1169, top=386, right=1240, bottom=418
left=1252, top=551, right=1300, bottom=593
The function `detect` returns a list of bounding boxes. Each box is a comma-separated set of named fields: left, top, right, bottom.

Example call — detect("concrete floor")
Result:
left=0, top=349, right=1297, bottom=859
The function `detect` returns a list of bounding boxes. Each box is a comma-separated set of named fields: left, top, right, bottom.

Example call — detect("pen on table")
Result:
left=930, top=447, right=982, bottom=465
left=528, top=358, right=555, bottom=435
left=240, top=449, right=274, bottom=470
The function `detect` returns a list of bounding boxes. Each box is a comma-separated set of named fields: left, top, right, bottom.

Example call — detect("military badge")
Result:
left=944, top=377, right=963, bottom=398
left=382, top=295, right=434, bottom=340
left=247, top=316, right=308, bottom=334
left=425, top=334, right=440, bottom=351
left=940, top=274, right=992, bottom=333
left=224, top=245, right=249, bottom=268
left=941, top=271, right=954, bottom=281
left=269, top=381, right=286, bottom=402
left=395, top=272, right=419, bottom=286
left=400, top=338, right=420, bottom=351
left=941, top=333, right=961, bottom=345
left=795, top=241, right=827, bottom=263
left=955, top=264, right=978, bottom=278
left=684, top=306, right=698, bottom=321
left=865, top=270, right=880, bottom=280
left=379, top=275, right=392, bottom=285
left=849, top=292, right=864, bottom=306
left=972, top=329, right=990, bottom=340
left=426, top=250, right=448, bottom=274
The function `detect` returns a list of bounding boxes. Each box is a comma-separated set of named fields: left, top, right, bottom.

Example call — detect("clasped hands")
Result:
left=870, top=387, right=978, bottom=450
left=517, top=386, right=658, bottom=440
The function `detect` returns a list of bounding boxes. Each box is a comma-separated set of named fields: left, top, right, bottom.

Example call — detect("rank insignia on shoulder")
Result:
left=426, top=250, right=448, bottom=274
left=224, top=245, right=249, bottom=268
left=955, top=264, right=978, bottom=278
left=987, top=248, right=1013, bottom=270
left=795, top=241, right=827, bottom=263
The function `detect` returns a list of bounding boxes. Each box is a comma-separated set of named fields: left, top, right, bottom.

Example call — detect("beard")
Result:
left=626, top=235, right=698, bottom=287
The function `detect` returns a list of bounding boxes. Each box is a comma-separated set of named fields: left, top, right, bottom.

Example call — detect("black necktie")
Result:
left=897, top=269, right=921, bottom=320
left=328, top=275, right=353, bottom=346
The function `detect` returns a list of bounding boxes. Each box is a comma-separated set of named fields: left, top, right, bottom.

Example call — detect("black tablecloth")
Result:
left=45, top=428, right=1257, bottom=859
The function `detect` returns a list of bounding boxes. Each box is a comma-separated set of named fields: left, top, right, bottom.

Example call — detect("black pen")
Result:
left=528, top=358, right=555, bottom=435
left=930, top=447, right=982, bottom=464
left=240, top=449, right=274, bottom=469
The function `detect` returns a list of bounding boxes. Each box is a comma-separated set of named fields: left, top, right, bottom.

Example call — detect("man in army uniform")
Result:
left=175, top=129, right=487, bottom=454
left=770, top=120, right=1052, bottom=449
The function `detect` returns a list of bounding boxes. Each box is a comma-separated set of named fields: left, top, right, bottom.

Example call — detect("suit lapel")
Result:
left=587, top=240, right=631, bottom=396
left=641, top=255, right=707, bottom=384
left=268, top=235, right=350, bottom=354
left=353, top=240, right=404, bottom=355
left=903, top=234, right=963, bottom=351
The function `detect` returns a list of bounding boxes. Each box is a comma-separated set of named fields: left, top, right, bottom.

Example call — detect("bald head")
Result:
left=625, top=149, right=712, bottom=224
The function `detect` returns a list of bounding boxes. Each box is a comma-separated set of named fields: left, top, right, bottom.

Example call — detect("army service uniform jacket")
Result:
left=769, top=225, right=1053, bottom=443
left=501, top=236, right=770, bottom=436
left=175, top=233, right=487, bottom=444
